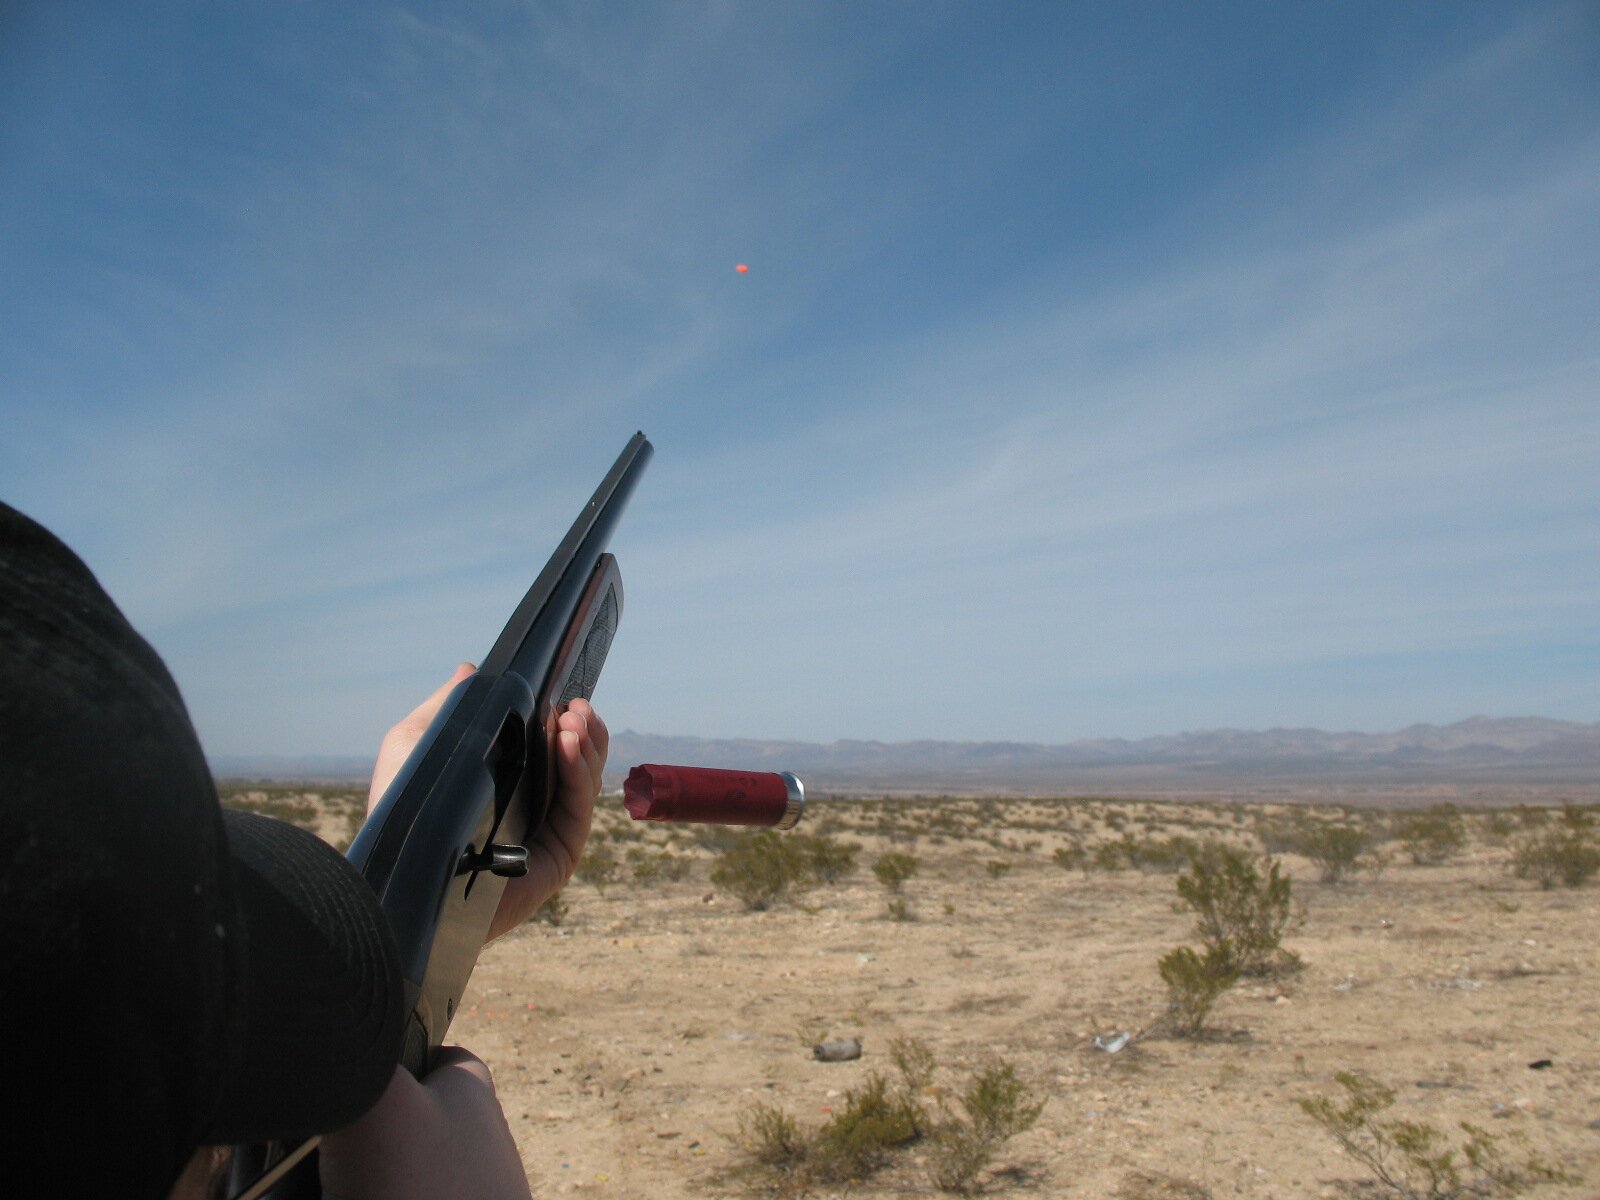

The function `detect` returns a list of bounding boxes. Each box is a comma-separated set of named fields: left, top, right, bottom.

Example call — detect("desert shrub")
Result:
left=710, top=831, right=816, bottom=910
left=1291, top=822, right=1374, bottom=883
left=575, top=842, right=619, bottom=894
left=1558, top=802, right=1597, bottom=833
left=1254, top=815, right=1308, bottom=856
left=738, top=1102, right=806, bottom=1168
left=927, top=1062, right=1046, bottom=1194
left=1394, top=805, right=1468, bottom=865
left=890, top=1035, right=936, bottom=1090
left=732, top=1044, right=929, bottom=1192
left=1092, top=840, right=1130, bottom=872
left=1174, top=845, right=1300, bottom=977
left=1299, top=1071, right=1579, bottom=1197
left=688, top=822, right=742, bottom=854
left=606, top=819, right=644, bottom=844
left=985, top=860, right=1012, bottom=879
left=1158, top=943, right=1240, bottom=1038
left=873, top=851, right=920, bottom=893
left=1120, top=834, right=1201, bottom=874
left=730, top=1039, right=1041, bottom=1196
left=1052, top=842, right=1088, bottom=874
left=812, top=1071, right=926, bottom=1180
left=1481, top=812, right=1515, bottom=844
left=957, top=1059, right=1044, bottom=1144
left=796, top=832, right=859, bottom=883
left=926, top=1126, right=990, bottom=1196
left=1514, top=804, right=1549, bottom=829
left=1510, top=828, right=1600, bottom=890
left=628, top=847, right=693, bottom=883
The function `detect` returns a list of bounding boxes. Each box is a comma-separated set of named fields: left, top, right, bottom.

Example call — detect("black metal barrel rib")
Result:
left=480, top=429, right=651, bottom=681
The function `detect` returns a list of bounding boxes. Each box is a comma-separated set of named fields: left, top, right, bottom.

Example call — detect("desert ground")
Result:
left=221, top=786, right=1600, bottom=1199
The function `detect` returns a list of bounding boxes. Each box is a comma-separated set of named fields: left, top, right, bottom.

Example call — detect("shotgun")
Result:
left=231, top=431, right=652, bottom=1198
left=350, top=429, right=652, bottom=1073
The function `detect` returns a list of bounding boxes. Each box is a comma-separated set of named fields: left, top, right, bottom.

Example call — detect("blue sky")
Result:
left=3, top=3, right=1597, bottom=756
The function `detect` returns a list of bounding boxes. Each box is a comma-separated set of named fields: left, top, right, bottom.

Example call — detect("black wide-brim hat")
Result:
left=0, top=502, right=404, bottom=1197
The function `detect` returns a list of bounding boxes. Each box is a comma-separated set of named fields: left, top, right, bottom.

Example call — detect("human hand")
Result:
left=367, top=663, right=478, bottom=813
left=366, top=665, right=608, bottom=941
left=319, top=1049, right=531, bottom=1200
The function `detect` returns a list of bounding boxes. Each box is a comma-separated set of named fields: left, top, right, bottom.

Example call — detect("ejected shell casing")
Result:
left=622, top=764, right=805, bottom=829
left=812, top=1038, right=863, bottom=1062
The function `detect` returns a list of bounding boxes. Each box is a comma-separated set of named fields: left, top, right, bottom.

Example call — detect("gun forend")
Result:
left=623, top=764, right=805, bottom=829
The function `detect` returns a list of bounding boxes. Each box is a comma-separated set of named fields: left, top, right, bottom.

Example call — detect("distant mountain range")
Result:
left=212, top=716, right=1600, bottom=792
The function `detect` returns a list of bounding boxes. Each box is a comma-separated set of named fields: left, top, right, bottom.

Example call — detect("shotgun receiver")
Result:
left=232, top=432, right=652, bottom=1199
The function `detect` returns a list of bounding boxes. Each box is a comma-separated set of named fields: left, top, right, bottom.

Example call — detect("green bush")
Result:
left=1091, top=840, right=1130, bottom=872
left=628, top=847, right=694, bottom=883
left=710, top=831, right=817, bottom=910
left=1558, top=802, right=1597, bottom=834
left=575, top=842, right=619, bottom=894
left=796, top=832, right=860, bottom=883
left=1514, top=804, right=1549, bottom=830
left=1299, top=1071, right=1579, bottom=1197
left=738, top=1102, right=805, bottom=1169
left=732, top=1042, right=930, bottom=1193
left=1394, top=805, right=1468, bottom=865
left=1174, top=845, right=1300, bottom=977
left=730, top=1039, right=1042, bottom=1196
left=928, top=1062, right=1046, bottom=1194
left=1122, top=834, right=1203, bottom=874
left=1158, top=943, right=1240, bottom=1038
left=890, top=1035, right=936, bottom=1091
left=1481, top=812, right=1516, bottom=844
left=1052, top=842, right=1088, bottom=874
left=1510, top=829, right=1600, bottom=890
left=926, top=1125, right=990, bottom=1196
left=873, top=851, right=920, bottom=893
left=812, top=1071, right=926, bottom=1180
left=1290, top=823, right=1374, bottom=884
left=688, top=822, right=742, bottom=854
left=955, top=1059, right=1045, bottom=1145
left=1254, top=815, right=1308, bottom=856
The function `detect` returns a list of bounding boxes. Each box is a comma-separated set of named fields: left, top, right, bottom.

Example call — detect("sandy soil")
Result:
left=469, top=796, right=1600, bottom=1199
left=235, top=787, right=1600, bottom=1198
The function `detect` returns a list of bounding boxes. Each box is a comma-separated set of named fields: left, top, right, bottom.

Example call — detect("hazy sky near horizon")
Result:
left=3, top=3, right=1597, bottom=757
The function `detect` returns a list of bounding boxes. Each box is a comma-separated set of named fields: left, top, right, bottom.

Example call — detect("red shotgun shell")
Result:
left=623, top=764, right=805, bottom=829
